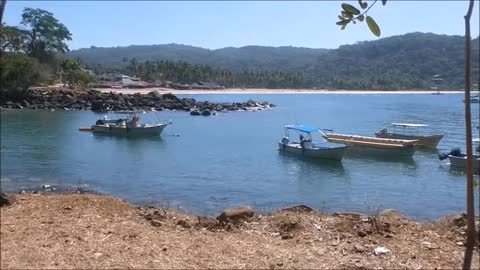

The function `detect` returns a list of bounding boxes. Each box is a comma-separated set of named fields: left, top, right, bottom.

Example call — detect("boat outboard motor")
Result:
left=438, top=148, right=462, bottom=160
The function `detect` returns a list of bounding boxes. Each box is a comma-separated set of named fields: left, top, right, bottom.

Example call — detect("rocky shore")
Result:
left=0, top=88, right=274, bottom=115
left=1, top=192, right=479, bottom=269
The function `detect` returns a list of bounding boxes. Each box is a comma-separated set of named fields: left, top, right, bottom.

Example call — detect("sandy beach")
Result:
left=1, top=193, right=479, bottom=269
left=93, top=87, right=465, bottom=95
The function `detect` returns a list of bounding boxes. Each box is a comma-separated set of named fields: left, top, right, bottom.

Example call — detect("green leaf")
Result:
left=342, top=11, right=353, bottom=19
left=366, top=16, right=381, bottom=37
left=358, top=0, right=368, bottom=9
left=338, top=15, right=345, bottom=21
left=382, top=0, right=387, bottom=6
left=357, top=15, right=365, bottom=22
left=342, top=3, right=361, bottom=15
left=341, top=24, right=347, bottom=30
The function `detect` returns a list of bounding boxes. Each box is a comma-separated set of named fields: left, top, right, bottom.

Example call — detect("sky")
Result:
left=3, top=1, right=480, bottom=50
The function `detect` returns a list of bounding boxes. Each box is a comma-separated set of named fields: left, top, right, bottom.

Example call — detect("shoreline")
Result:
left=93, top=87, right=465, bottom=95
left=1, top=192, right=478, bottom=269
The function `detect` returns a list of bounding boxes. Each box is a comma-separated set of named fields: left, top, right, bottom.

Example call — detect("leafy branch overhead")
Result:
left=337, top=0, right=387, bottom=37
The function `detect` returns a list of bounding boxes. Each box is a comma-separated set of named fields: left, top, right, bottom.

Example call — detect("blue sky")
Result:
left=3, top=1, right=479, bottom=50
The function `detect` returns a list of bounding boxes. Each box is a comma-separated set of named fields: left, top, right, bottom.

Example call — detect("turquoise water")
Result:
left=1, top=93, right=479, bottom=219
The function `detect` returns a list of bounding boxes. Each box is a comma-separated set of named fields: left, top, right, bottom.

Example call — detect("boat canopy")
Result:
left=285, top=125, right=320, bottom=133
left=391, top=123, right=428, bottom=128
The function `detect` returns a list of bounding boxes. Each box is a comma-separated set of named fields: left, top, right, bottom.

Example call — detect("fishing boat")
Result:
left=82, top=111, right=170, bottom=136
left=324, top=132, right=418, bottom=157
left=375, top=123, right=444, bottom=148
left=278, top=125, right=348, bottom=161
left=440, top=139, right=480, bottom=172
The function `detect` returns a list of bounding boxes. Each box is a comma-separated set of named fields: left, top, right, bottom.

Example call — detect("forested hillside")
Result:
left=69, top=32, right=480, bottom=90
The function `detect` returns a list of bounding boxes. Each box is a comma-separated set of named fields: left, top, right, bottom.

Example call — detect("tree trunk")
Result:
left=462, top=0, right=476, bottom=269
left=0, top=0, right=6, bottom=27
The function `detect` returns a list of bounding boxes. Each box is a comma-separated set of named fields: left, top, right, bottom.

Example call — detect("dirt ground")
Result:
left=1, top=193, right=479, bottom=269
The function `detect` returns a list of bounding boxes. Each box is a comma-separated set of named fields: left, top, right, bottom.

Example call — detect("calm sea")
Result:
left=1, top=93, right=479, bottom=219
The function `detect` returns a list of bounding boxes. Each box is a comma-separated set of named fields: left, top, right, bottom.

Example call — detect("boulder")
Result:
left=217, top=206, right=254, bottom=224
left=22, top=100, right=31, bottom=108
left=162, top=93, right=178, bottom=100
left=196, top=216, right=218, bottom=230
left=0, top=192, right=14, bottom=207
left=148, top=90, right=162, bottom=99
left=190, top=110, right=201, bottom=116
left=201, top=110, right=211, bottom=116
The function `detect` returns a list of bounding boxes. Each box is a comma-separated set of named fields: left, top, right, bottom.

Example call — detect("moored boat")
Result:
left=324, top=132, right=418, bottom=157
left=375, top=123, right=444, bottom=148
left=278, top=125, right=348, bottom=161
left=87, top=111, right=170, bottom=136
left=440, top=138, right=480, bottom=173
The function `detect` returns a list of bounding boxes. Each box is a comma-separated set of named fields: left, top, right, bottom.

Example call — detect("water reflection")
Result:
left=277, top=150, right=346, bottom=175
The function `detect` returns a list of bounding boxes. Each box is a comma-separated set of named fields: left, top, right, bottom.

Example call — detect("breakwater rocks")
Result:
left=0, top=89, right=275, bottom=115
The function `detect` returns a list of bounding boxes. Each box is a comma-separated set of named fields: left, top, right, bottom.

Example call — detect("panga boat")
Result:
left=278, top=125, right=348, bottom=161
left=83, top=111, right=170, bottom=136
left=440, top=138, right=480, bottom=172
left=324, top=132, right=418, bottom=157
left=375, top=123, right=444, bottom=148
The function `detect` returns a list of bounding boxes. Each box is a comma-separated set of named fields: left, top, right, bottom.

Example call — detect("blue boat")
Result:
left=278, top=125, right=348, bottom=161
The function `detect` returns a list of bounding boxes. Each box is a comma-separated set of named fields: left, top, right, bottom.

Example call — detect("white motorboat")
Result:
left=441, top=138, right=480, bottom=173
left=324, top=132, right=418, bottom=158
left=278, top=125, right=348, bottom=161
left=375, top=123, right=444, bottom=148
left=84, top=111, right=170, bottom=136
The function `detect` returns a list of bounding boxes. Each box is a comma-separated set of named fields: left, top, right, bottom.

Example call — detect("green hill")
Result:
left=68, top=32, right=479, bottom=90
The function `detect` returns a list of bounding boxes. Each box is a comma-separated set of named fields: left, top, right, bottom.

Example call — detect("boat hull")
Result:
left=278, top=142, right=347, bottom=161
left=91, top=124, right=168, bottom=136
left=375, top=133, right=443, bottom=148
left=448, top=154, right=480, bottom=172
left=325, top=133, right=417, bottom=158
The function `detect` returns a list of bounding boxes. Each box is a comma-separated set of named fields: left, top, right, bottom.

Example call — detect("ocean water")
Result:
left=1, top=93, right=479, bottom=219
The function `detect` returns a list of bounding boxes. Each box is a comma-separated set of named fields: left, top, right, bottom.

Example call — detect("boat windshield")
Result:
left=389, top=123, right=431, bottom=135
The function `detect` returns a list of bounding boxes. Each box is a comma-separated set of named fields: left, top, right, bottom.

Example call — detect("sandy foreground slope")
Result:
left=1, top=193, right=478, bottom=269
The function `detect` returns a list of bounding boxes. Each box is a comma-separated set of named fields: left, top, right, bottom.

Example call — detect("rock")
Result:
left=354, top=244, right=365, bottom=253
left=373, top=246, right=391, bottom=256
left=0, top=192, right=14, bottom=207
left=357, top=230, right=367, bottom=237
left=22, top=100, right=31, bottom=107
left=144, top=210, right=166, bottom=221
left=151, top=220, right=163, bottom=227
left=196, top=216, right=218, bottom=229
left=177, top=219, right=192, bottom=229
left=201, top=110, right=211, bottom=116
left=217, top=206, right=254, bottom=224
left=148, top=91, right=162, bottom=99
left=421, top=241, right=438, bottom=250
left=190, top=110, right=201, bottom=116
left=282, top=205, right=314, bottom=213
left=281, top=233, right=293, bottom=240
left=162, top=93, right=177, bottom=100
left=379, top=209, right=404, bottom=219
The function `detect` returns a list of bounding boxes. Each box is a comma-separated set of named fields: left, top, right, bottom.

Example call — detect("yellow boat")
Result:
left=324, top=133, right=418, bottom=157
